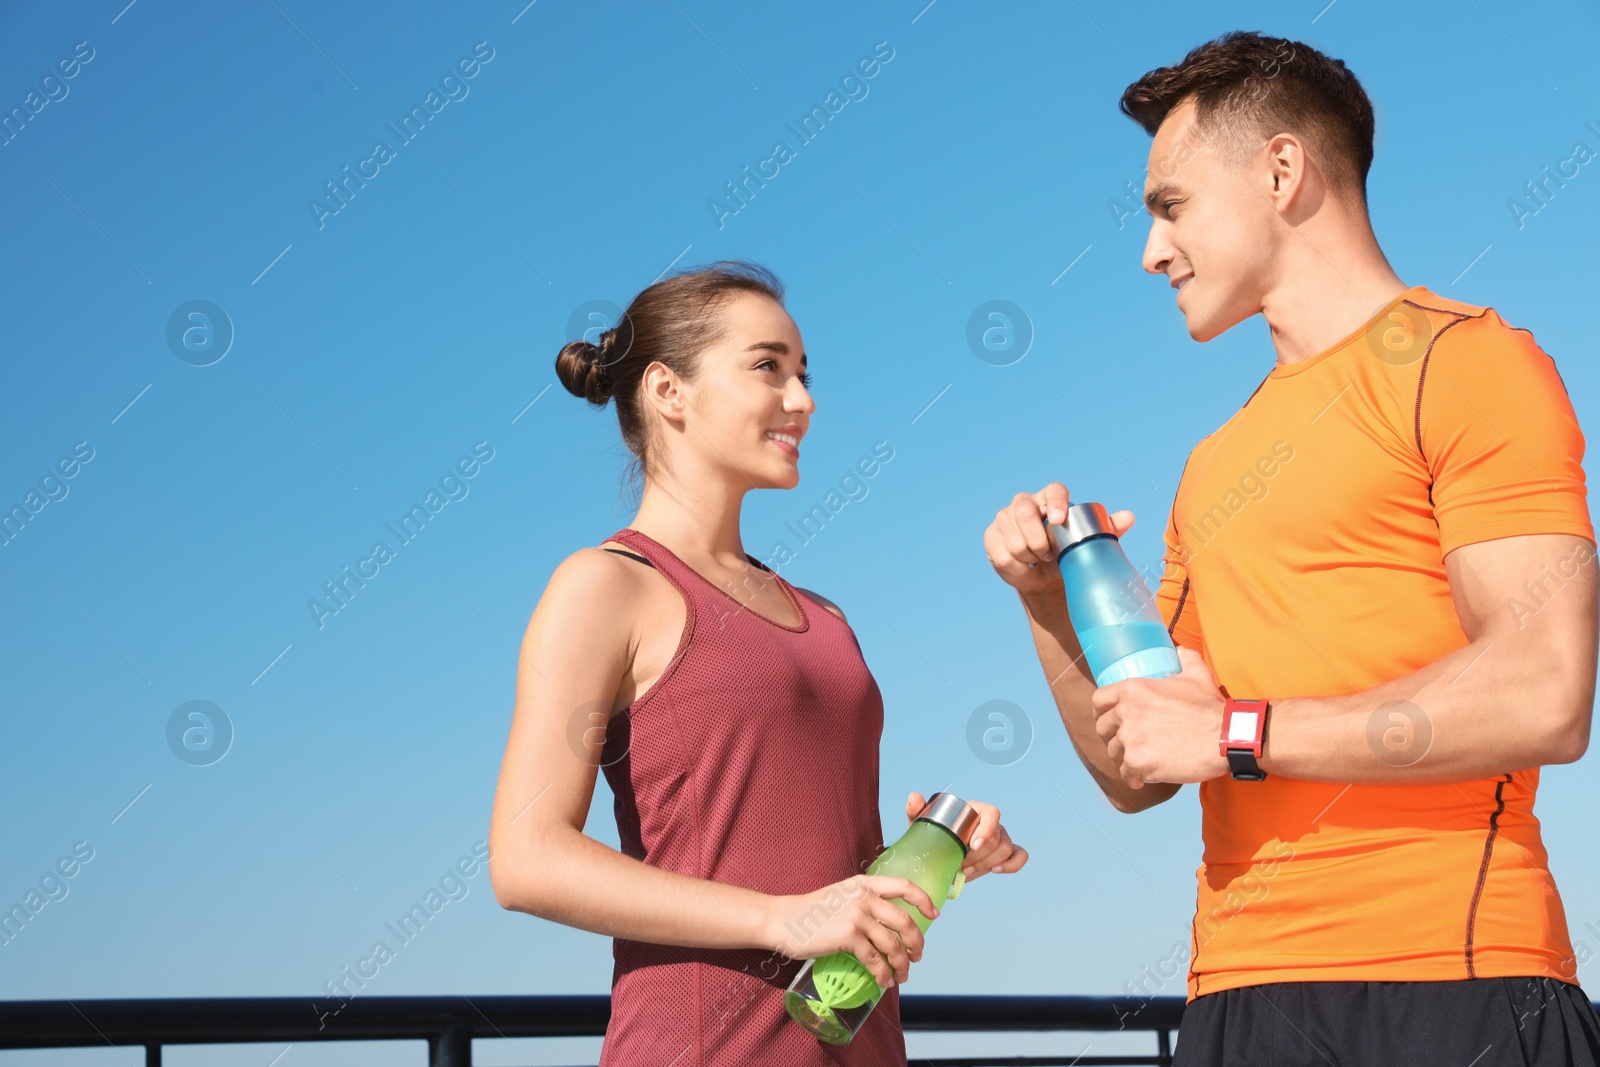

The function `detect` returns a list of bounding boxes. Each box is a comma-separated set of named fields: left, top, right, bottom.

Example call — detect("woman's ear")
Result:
left=639, top=360, right=685, bottom=420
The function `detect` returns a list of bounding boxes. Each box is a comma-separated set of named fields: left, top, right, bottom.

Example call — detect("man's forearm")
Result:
left=1260, top=634, right=1593, bottom=783
left=1019, top=586, right=1178, bottom=811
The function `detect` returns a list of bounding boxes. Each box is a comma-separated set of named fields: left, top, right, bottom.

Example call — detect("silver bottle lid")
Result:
left=915, top=792, right=980, bottom=850
left=1047, top=501, right=1116, bottom=555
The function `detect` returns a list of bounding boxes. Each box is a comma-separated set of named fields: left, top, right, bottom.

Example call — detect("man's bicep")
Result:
left=1444, top=533, right=1598, bottom=703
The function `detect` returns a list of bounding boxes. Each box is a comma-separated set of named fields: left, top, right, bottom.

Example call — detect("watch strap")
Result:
left=1220, top=697, right=1269, bottom=781
left=1226, top=745, right=1267, bottom=781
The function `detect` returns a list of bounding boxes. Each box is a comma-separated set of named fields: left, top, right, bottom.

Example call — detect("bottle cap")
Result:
left=1048, top=501, right=1116, bottom=554
left=914, top=792, right=980, bottom=850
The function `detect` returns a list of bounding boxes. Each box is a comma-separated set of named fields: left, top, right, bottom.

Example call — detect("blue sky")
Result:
left=3, top=1, right=1599, bottom=1063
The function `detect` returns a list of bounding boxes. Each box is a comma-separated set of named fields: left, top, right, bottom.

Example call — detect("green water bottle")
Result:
left=783, top=792, right=980, bottom=1045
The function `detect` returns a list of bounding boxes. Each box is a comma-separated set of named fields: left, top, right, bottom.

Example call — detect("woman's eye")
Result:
left=757, top=359, right=811, bottom=387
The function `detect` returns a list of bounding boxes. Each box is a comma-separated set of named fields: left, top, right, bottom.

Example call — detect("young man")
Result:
left=983, top=31, right=1600, bottom=1065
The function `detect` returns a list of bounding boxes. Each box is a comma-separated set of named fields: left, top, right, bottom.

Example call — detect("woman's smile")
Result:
left=766, top=427, right=803, bottom=459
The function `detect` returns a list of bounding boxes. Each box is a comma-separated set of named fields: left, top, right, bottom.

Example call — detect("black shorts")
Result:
left=1174, top=977, right=1600, bottom=1067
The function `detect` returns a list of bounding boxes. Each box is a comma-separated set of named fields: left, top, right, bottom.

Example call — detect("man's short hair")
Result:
left=1119, top=31, right=1376, bottom=204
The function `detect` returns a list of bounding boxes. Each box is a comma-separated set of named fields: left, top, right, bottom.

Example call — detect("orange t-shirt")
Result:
left=1154, top=284, right=1595, bottom=999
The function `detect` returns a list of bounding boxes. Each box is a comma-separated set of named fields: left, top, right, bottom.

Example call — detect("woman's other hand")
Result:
left=904, top=791, right=1029, bottom=883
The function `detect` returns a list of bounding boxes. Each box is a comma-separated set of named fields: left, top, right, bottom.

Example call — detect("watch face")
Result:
left=1226, top=710, right=1260, bottom=743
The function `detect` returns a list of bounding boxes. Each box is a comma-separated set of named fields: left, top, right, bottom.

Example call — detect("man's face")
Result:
left=1140, top=98, right=1275, bottom=342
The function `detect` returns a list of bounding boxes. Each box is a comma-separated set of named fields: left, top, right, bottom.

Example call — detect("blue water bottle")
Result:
left=1046, top=501, right=1181, bottom=685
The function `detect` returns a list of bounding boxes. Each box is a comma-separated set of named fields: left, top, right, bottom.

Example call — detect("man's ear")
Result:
left=1263, top=132, right=1313, bottom=214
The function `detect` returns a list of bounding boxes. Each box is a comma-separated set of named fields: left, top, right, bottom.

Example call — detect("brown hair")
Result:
left=556, top=260, right=786, bottom=496
left=1119, top=31, right=1375, bottom=203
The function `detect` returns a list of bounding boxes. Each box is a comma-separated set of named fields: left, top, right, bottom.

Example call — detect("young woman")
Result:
left=488, top=261, right=1028, bottom=1065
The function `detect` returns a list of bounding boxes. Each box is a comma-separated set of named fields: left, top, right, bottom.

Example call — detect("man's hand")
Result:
left=1092, top=645, right=1230, bottom=787
left=982, top=483, right=1136, bottom=598
left=905, top=791, right=1029, bottom=881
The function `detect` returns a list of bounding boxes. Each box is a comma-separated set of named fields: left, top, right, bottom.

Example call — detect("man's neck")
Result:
left=1260, top=224, right=1410, bottom=367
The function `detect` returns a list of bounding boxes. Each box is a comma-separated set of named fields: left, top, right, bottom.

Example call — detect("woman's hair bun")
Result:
left=555, top=334, right=614, bottom=405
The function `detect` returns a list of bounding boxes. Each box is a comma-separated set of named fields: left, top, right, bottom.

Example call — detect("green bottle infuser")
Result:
left=783, top=792, right=980, bottom=1045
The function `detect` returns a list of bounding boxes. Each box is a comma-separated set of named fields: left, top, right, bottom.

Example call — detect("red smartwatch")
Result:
left=1219, top=698, right=1270, bottom=781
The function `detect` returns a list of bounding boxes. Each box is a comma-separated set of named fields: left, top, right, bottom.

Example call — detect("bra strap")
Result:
left=603, top=547, right=656, bottom=569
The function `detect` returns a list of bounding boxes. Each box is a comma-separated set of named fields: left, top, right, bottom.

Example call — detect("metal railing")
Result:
left=0, top=994, right=1187, bottom=1066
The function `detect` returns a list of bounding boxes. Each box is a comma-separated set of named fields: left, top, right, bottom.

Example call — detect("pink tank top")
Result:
left=595, top=527, right=906, bottom=1067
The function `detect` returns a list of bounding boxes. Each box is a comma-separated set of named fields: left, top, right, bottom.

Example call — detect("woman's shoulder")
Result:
left=791, top=584, right=846, bottom=623
left=538, top=542, right=653, bottom=619
left=559, top=538, right=655, bottom=578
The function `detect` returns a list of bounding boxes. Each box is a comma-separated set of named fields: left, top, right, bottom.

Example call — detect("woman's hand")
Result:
left=764, top=873, right=940, bottom=988
left=905, top=791, right=1029, bottom=883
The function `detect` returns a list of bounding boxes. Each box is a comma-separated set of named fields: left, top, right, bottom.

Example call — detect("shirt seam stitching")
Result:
left=1465, top=773, right=1513, bottom=978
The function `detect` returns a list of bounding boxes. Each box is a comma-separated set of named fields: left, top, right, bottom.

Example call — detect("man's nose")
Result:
left=1142, top=218, right=1173, bottom=277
